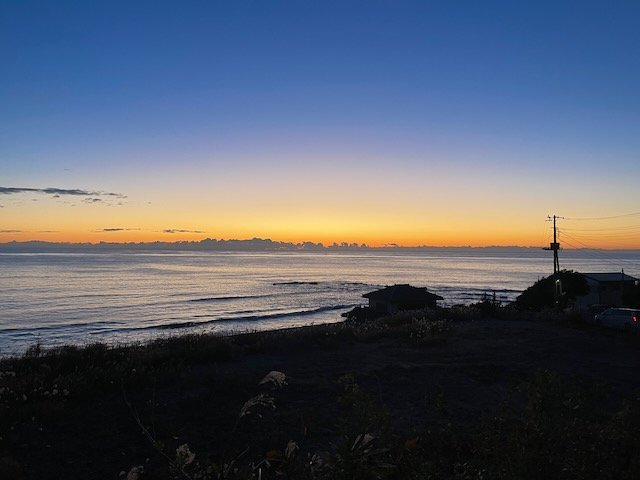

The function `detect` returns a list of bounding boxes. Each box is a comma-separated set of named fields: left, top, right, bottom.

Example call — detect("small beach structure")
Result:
left=363, top=284, right=444, bottom=315
left=575, top=272, right=639, bottom=308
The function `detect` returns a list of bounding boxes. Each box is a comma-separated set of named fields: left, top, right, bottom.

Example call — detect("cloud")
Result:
left=0, top=229, right=21, bottom=233
left=83, top=198, right=103, bottom=203
left=163, top=229, right=206, bottom=234
left=99, top=227, right=141, bottom=232
left=0, top=187, right=126, bottom=198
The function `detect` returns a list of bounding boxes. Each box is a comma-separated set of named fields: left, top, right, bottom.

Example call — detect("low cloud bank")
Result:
left=163, top=229, right=206, bottom=234
left=0, top=187, right=126, bottom=198
left=99, top=228, right=141, bottom=232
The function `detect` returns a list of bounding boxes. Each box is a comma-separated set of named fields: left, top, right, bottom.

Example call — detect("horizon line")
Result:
left=1, top=237, right=638, bottom=252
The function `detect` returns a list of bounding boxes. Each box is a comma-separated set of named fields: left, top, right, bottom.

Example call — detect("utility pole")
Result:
left=547, top=215, right=561, bottom=275
left=543, top=215, right=563, bottom=303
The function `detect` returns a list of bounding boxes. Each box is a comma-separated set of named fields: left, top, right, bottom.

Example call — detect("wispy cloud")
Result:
left=99, top=227, right=141, bottom=232
left=0, top=187, right=126, bottom=198
left=0, top=229, right=21, bottom=233
left=163, top=229, right=206, bottom=234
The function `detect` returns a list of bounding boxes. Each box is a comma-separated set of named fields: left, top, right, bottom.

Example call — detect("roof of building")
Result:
left=583, top=272, right=638, bottom=283
left=363, top=284, right=444, bottom=303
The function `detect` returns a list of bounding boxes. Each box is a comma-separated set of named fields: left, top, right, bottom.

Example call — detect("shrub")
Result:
left=515, top=270, right=589, bottom=310
left=408, top=317, right=451, bottom=345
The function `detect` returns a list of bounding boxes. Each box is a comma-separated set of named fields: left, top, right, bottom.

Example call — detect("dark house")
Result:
left=575, top=272, right=639, bottom=308
left=363, top=284, right=443, bottom=315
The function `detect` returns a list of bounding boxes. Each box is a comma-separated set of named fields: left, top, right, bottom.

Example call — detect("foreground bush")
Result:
left=515, top=270, right=588, bottom=310
left=137, top=369, right=640, bottom=480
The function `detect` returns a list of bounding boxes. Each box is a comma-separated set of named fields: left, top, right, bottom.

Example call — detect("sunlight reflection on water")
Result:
left=1, top=250, right=639, bottom=354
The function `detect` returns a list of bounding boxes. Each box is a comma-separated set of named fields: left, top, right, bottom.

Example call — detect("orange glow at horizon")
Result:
left=3, top=2, right=640, bottom=256
left=2, top=224, right=638, bottom=249
left=2, top=169, right=640, bottom=249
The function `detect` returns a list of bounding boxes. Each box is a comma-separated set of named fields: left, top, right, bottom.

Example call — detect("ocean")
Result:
left=2, top=249, right=639, bottom=355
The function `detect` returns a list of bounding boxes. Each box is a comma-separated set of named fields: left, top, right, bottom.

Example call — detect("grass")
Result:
left=130, top=369, right=640, bottom=480
left=2, top=306, right=640, bottom=478
left=0, top=334, right=234, bottom=403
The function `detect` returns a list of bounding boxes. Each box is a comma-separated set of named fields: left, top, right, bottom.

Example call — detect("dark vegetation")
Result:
left=2, top=306, right=640, bottom=479
left=514, top=270, right=589, bottom=310
left=622, top=283, right=640, bottom=308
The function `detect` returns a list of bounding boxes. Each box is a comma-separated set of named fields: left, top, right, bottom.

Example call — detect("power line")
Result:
left=560, top=227, right=640, bottom=248
left=558, top=238, right=627, bottom=271
left=562, top=229, right=640, bottom=239
left=559, top=238, right=607, bottom=261
left=559, top=241, right=625, bottom=271
left=561, top=233, right=640, bottom=242
left=564, top=211, right=640, bottom=221
left=541, top=214, right=638, bottom=280
left=538, top=219, right=552, bottom=249
left=543, top=215, right=562, bottom=276
left=561, top=224, right=640, bottom=233
left=558, top=230, right=632, bottom=264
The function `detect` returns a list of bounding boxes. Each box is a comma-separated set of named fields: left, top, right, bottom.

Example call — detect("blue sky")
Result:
left=1, top=1, right=639, bottom=246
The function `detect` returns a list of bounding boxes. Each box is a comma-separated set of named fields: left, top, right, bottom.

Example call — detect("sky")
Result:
left=1, top=0, right=639, bottom=248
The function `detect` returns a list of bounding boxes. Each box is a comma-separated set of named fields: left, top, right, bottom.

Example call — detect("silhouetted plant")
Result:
left=622, top=284, right=640, bottom=308
left=515, top=270, right=589, bottom=310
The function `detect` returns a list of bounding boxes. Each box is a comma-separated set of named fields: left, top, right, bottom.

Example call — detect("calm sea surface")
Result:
left=2, top=250, right=639, bottom=355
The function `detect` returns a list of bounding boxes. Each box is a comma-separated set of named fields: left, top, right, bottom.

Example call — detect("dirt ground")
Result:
left=5, top=318, right=640, bottom=479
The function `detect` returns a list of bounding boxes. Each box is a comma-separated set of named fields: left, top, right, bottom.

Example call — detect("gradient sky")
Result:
left=1, top=1, right=639, bottom=247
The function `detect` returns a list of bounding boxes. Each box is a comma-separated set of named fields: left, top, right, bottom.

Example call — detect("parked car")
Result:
left=594, top=308, right=640, bottom=329
left=588, top=304, right=609, bottom=317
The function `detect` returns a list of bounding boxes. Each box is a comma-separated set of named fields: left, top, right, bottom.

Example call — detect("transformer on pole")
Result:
left=543, top=215, right=563, bottom=302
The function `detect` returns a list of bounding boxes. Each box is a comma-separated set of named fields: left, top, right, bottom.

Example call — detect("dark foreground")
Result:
left=2, top=308, right=640, bottom=479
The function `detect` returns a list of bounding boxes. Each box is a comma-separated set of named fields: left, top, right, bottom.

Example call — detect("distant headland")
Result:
left=1, top=238, right=637, bottom=254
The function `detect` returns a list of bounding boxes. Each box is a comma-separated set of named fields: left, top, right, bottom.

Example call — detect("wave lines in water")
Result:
left=1, top=320, right=126, bottom=334
left=188, top=294, right=272, bottom=302
left=128, top=304, right=355, bottom=332
left=4, top=250, right=639, bottom=353
left=273, top=280, right=373, bottom=287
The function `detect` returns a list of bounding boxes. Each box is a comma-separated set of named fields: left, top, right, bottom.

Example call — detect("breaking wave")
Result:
left=106, top=304, right=356, bottom=332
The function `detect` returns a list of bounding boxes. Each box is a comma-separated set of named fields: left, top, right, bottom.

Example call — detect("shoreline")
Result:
left=0, top=312, right=353, bottom=359
left=2, top=319, right=349, bottom=358
left=3, top=250, right=640, bottom=357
